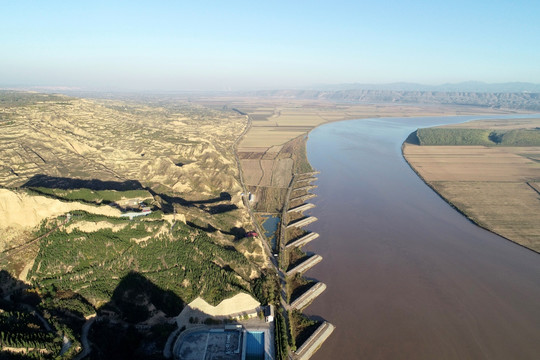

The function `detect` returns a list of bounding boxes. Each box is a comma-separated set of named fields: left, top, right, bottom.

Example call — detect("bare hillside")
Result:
left=0, top=92, right=245, bottom=198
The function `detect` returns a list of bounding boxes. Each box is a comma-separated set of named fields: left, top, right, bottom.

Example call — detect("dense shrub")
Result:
left=416, top=127, right=540, bottom=146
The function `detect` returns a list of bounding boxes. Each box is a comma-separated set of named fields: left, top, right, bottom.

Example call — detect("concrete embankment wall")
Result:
left=283, top=171, right=334, bottom=360
left=286, top=232, right=320, bottom=249
left=287, top=203, right=316, bottom=214
left=290, top=282, right=327, bottom=310
left=286, top=255, right=323, bottom=277
left=293, top=322, right=335, bottom=360
left=295, top=177, right=318, bottom=185
left=287, top=216, right=318, bottom=229
left=290, top=193, right=317, bottom=203
left=292, top=185, right=317, bottom=193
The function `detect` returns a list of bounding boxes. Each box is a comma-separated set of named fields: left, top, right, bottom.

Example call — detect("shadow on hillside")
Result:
left=186, top=221, right=218, bottom=233
left=225, top=227, right=248, bottom=240
left=148, top=188, right=237, bottom=214
left=0, top=269, right=32, bottom=304
left=91, top=271, right=185, bottom=360
left=100, top=271, right=184, bottom=323
left=186, top=221, right=247, bottom=240
left=22, top=174, right=144, bottom=191
left=22, top=174, right=238, bottom=215
left=1, top=268, right=185, bottom=359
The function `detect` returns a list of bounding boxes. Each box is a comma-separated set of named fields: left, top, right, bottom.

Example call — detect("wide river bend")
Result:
left=304, top=116, right=540, bottom=360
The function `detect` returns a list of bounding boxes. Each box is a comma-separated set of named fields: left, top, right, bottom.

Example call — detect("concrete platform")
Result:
left=289, top=194, right=317, bottom=203
left=286, top=216, right=318, bottom=229
left=286, top=255, right=323, bottom=277
left=293, top=322, right=335, bottom=360
left=294, top=177, right=317, bottom=185
left=285, top=232, right=319, bottom=249
left=296, top=171, right=320, bottom=177
left=292, top=185, right=317, bottom=193
left=290, top=282, right=326, bottom=310
left=287, top=203, right=315, bottom=214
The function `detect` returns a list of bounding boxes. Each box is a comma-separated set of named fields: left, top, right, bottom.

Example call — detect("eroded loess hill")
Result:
left=0, top=92, right=244, bottom=196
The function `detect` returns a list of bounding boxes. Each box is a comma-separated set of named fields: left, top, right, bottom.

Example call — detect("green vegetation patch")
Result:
left=417, top=128, right=493, bottom=145
left=288, top=309, right=320, bottom=352
left=0, top=91, right=70, bottom=107
left=275, top=308, right=290, bottom=360
left=416, top=128, right=540, bottom=146
left=287, top=274, right=315, bottom=303
left=286, top=247, right=309, bottom=272
left=251, top=269, right=280, bottom=305
left=28, top=212, right=255, bottom=310
left=0, top=308, right=61, bottom=357
left=498, top=129, right=540, bottom=146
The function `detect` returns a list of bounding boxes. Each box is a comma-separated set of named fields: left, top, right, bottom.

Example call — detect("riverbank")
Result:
left=302, top=116, right=540, bottom=359
left=235, top=109, right=539, bottom=360
left=402, top=118, right=540, bottom=253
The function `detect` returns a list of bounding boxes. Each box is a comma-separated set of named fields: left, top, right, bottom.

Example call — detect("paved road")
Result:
left=20, top=304, right=53, bottom=332
left=74, top=315, right=97, bottom=360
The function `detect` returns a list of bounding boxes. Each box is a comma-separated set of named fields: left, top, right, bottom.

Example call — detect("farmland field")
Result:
left=404, top=118, right=540, bottom=252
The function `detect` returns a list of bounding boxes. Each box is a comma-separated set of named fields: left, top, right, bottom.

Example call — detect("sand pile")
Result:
left=187, top=293, right=260, bottom=317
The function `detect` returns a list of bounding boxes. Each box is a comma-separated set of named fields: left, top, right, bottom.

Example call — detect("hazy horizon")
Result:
left=2, top=1, right=539, bottom=91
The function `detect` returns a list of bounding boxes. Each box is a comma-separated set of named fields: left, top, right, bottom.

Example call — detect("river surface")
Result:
left=303, top=115, right=540, bottom=360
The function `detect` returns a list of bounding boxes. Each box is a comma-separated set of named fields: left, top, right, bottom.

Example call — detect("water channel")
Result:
left=261, top=214, right=280, bottom=251
left=303, top=115, right=540, bottom=359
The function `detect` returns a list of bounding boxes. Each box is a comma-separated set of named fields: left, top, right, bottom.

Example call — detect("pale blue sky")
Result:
left=1, top=0, right=539, bottom=91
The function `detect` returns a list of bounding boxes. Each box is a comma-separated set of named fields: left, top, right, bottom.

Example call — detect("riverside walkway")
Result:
left=286, top=255, right=323, bottom=277
left=286, top=216, right=318, bottom=229
left=290, top=282, right=326, bottom=310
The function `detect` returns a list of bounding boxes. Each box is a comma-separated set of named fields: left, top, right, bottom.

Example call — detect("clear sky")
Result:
left=1, top=0, right=539, bottom=91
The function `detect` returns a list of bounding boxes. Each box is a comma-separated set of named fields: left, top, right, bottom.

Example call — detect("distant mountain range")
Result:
left=248, top=83, right=540, bottom=112
left=4, top=81, right=540, bottom=111
left=310, top=81, right=540, bottom=93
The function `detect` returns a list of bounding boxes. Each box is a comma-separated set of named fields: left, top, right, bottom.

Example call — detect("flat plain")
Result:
left=404, top=118, right=540, bottom=252
left=203, top=97, right=518, bottom=215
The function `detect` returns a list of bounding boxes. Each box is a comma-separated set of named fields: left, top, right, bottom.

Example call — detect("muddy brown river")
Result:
left=303, top=116, right=540, bottom=360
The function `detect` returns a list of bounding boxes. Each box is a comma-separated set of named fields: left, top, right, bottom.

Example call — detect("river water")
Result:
left=303, top=116, right=540, bottom=360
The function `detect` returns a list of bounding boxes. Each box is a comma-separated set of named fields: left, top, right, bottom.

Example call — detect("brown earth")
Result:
left=404, top=118, right=540, bottom=252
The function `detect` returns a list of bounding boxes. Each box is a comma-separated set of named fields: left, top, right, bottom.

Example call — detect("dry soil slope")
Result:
left=0, top=93, right=245, bottom=198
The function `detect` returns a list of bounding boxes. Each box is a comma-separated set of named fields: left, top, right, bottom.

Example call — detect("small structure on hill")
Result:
left=265, top=305, right=274, bottom=323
